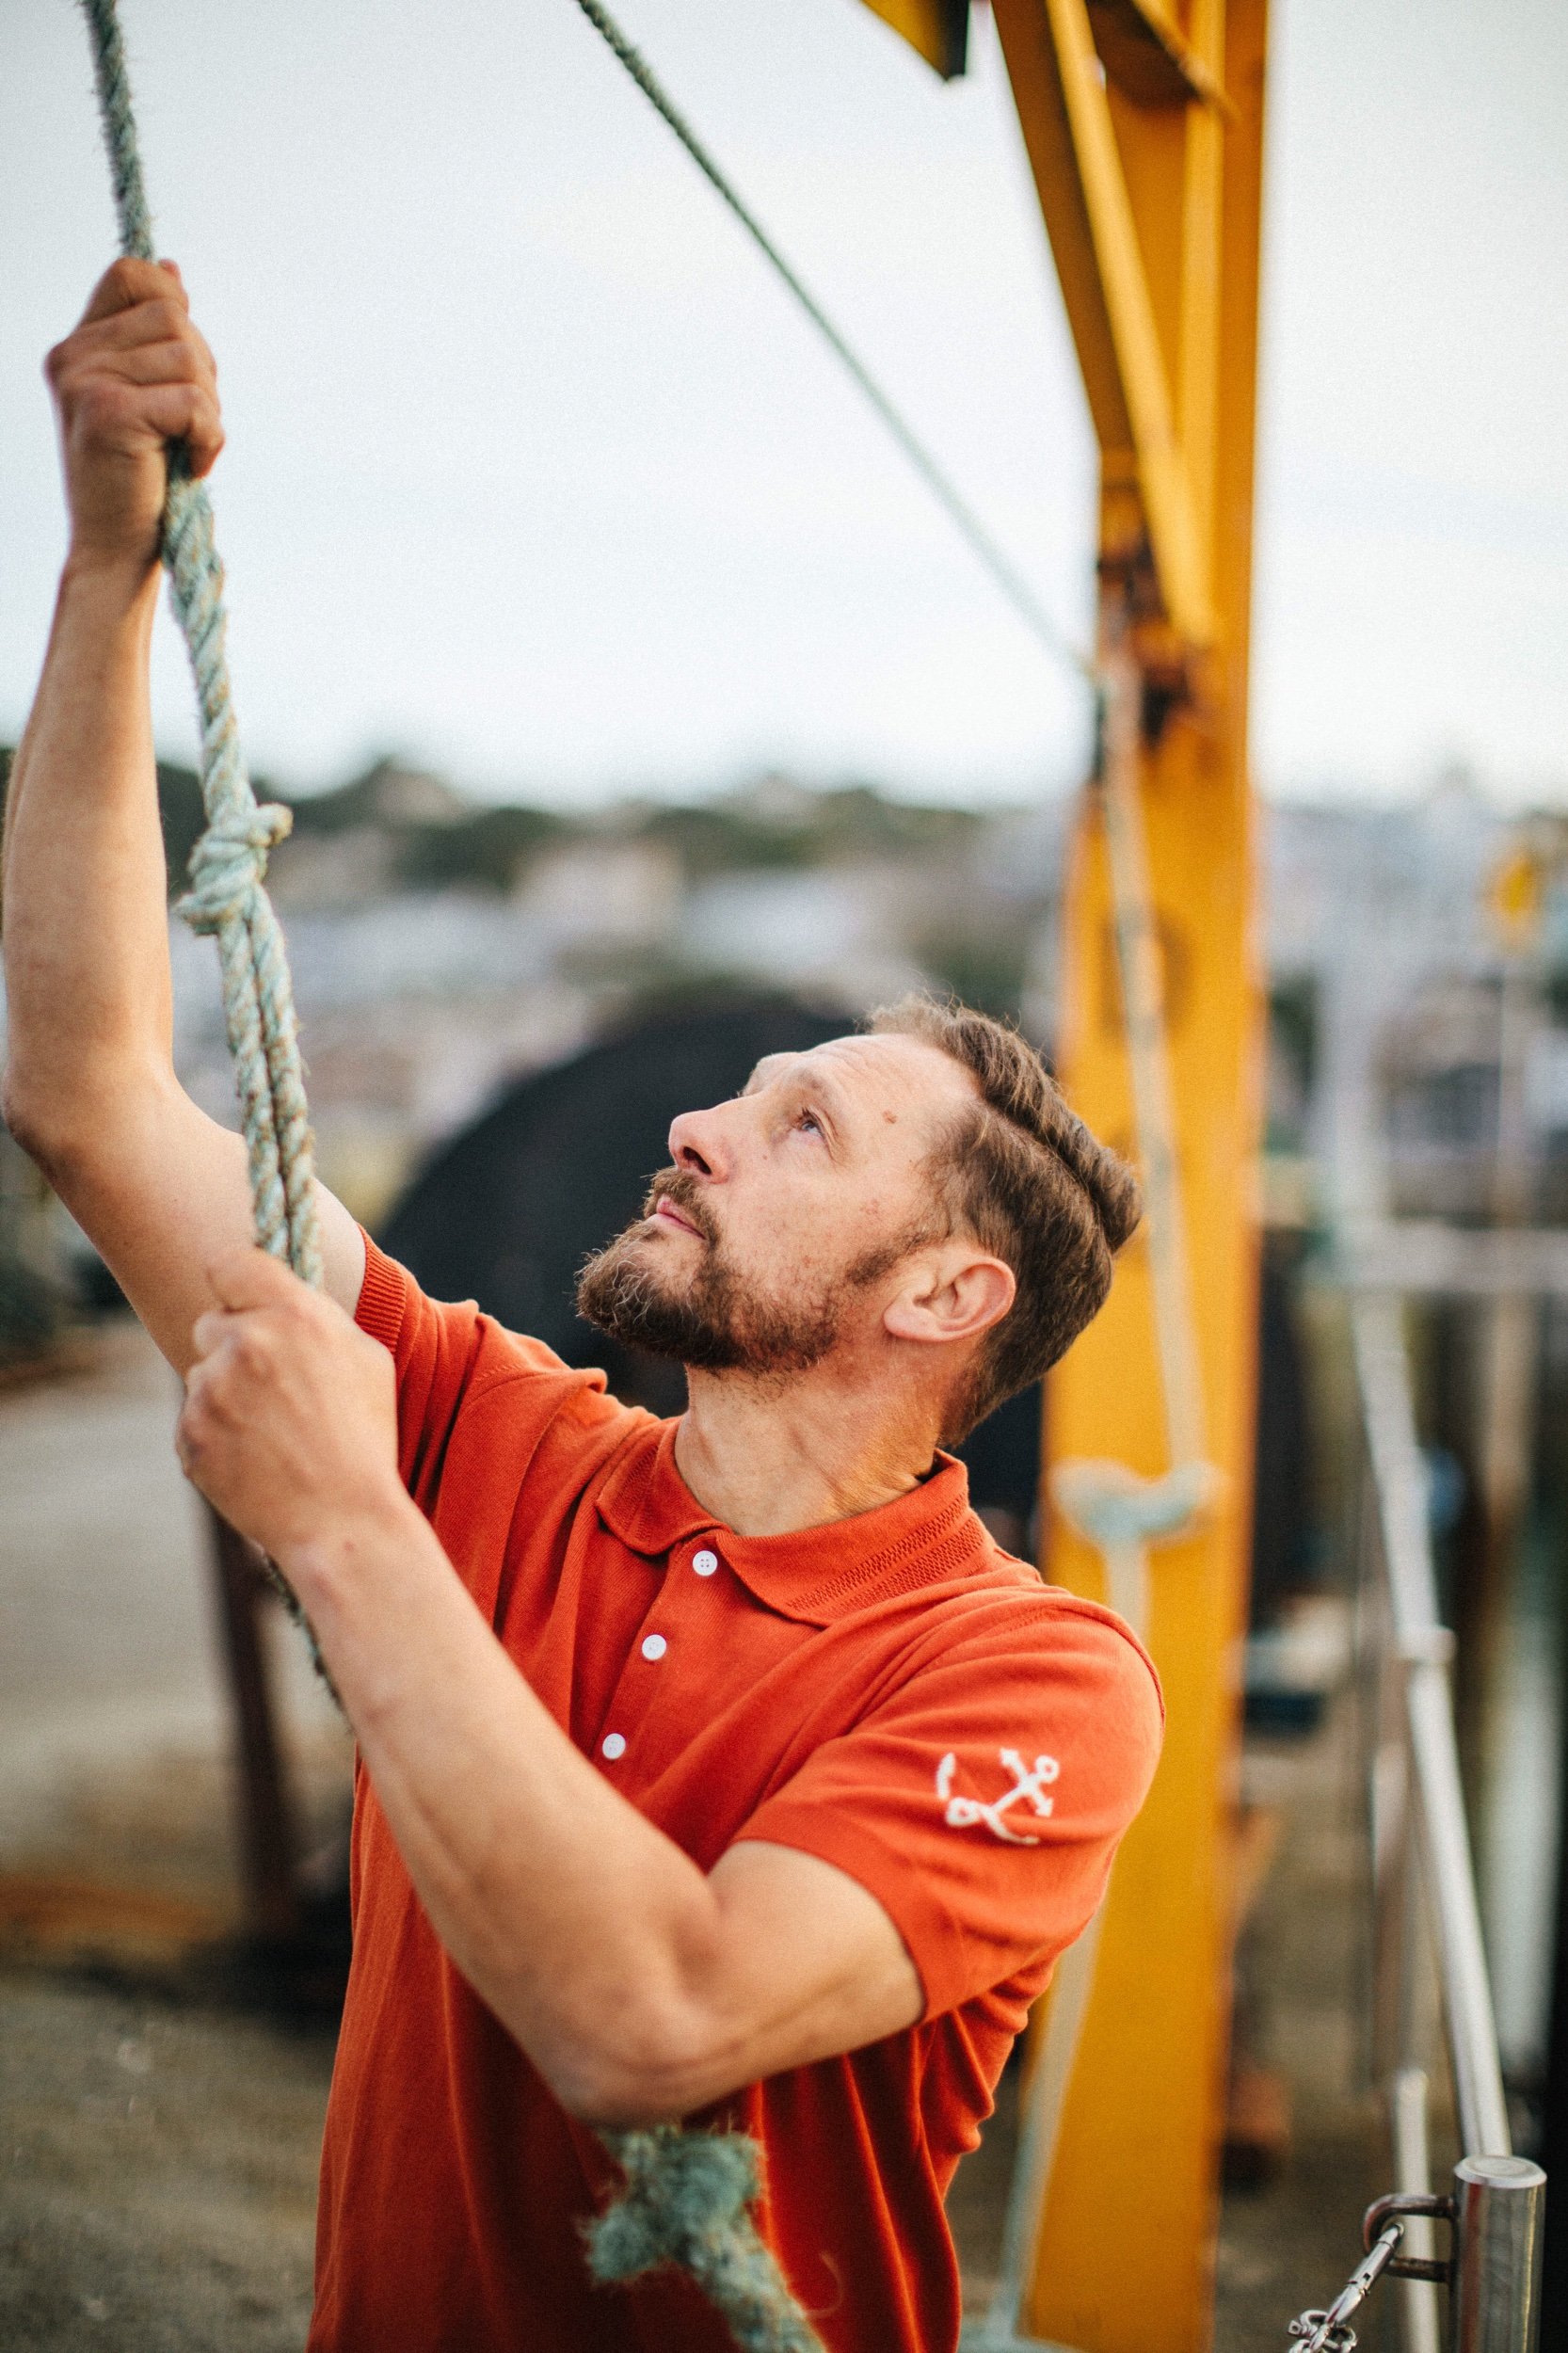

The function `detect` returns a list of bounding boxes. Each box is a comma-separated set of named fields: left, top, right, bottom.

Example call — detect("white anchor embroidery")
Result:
left=935, top=1749, right=1060, bottom=1846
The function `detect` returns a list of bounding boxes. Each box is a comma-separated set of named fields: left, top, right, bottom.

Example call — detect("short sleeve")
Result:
left=732, top=1597, right=1163, bottom=2020
left=354, top=1234, right=625, bottom=1515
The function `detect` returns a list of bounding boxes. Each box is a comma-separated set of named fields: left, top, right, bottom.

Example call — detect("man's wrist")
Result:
left=275, top=1483, right=431, bottom=1610
left=58, top=547, right=162, bottom=619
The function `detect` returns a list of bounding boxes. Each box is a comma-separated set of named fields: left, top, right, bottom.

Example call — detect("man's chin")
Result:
left=577, top=1238, right=700, bottom=1353
left=627, top=1224, right=700, bottom=1274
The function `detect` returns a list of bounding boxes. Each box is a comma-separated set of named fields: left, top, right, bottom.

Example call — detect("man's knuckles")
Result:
left=74, top=296, right=191, bottom=356
left=208, top=1244, right=298, bottom=1305
left=97, top=257, right=163, bottom=309
left=128, top=295, right=189, bottom=345
left=208, top=1256, right=368, bottom=1358
left=184, top=1317, right=277, bottom=1398
left=224, top=1324, right=280, bottom=1383
left=65, top=377, right=152, bottom=447
left=84, top=256, right=187, bottom=322
left=193, top=1296, right=373, bottom=1387
left=50, top=323, right=218, bottom=461
left=174, top=1390, right=216, bottom=1473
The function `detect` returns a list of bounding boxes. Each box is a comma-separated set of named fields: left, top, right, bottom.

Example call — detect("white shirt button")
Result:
left=601, top=1733, right=627, bottom=1761
left=641, top=1634, right=667, bottom=1661
left=692, top=1549, right=719, bottom=1577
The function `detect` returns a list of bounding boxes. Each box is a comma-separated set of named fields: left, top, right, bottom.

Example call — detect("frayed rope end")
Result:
left=587, top=2127, right=761, bottom=2285
left=585, top=2126, right=825, bottom=2352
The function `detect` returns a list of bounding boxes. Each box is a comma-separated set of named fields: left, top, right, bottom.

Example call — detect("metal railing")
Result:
left=1346, top=1290, right=1545, bottom=2352
left=964, top=1276, right=1544, bottom=2352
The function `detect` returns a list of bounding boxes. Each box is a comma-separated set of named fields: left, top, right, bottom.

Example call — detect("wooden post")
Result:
left=206, top=1504, right=303, bottom=1944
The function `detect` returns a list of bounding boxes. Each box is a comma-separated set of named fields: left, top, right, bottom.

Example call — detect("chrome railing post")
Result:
left=1352, top=1295, right=1512, bottom=2161
left=1342, top=1289, right=1548, bottom=2352
left=1392, top=2068, right=1444, bottom=2353
left=1450, top=2156, right=1545, bottom=2353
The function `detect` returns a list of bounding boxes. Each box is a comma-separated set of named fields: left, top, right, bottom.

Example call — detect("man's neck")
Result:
left=673, top=1361, right=945, bottom=1539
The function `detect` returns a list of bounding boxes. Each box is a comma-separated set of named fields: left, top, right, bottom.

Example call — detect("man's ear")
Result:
left=882, top=1250, right=1016, bottom=1350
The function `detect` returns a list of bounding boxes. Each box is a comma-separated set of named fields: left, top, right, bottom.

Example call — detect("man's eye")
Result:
left=796, top=1109, right=822, bottom=1136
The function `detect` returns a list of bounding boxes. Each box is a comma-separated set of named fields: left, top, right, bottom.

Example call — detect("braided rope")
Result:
left=80, top=0, right=321, bottom=1290
left=588, top=2127, right=824, bottom=2352
left=74, top=17, right=819, bottom=2341
left=80, top=0, right=326, bottom=1673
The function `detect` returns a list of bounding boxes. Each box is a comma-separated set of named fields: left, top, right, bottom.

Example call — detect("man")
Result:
left=2, top=260, right=1162, bottom=2353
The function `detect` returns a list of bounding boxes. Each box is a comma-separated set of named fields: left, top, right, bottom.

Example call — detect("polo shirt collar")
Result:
left=595, top=1419, right=989, bottom=1626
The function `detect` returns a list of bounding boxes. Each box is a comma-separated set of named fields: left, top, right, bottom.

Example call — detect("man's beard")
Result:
left=576, top=1167, right=912, bottom=1378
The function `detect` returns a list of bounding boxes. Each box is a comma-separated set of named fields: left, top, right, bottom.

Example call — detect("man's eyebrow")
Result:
left=783, top=1060, right=856, bottom=1144
left=741, top=1054, right=789, bottom=1096
left=805, top=1065, right=852, bottom=1123
left=741, top=1053, right=855, bottom=1130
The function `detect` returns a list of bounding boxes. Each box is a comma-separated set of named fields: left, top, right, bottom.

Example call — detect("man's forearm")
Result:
left=1, top=558, right=175, bottom=1155
left=282, top=1499, right=733, bottom=2126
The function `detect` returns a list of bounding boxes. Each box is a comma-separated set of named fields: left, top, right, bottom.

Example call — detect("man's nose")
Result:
left=668, top=1104, right=732, bottom=1179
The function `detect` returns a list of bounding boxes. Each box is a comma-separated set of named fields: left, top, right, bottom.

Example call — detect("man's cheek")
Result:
left=761, top=1225, right=834, bottom=1290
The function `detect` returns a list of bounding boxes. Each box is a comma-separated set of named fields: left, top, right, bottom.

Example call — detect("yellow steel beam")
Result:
left=1107, top=0, right=1225, bottom=612
left=856, top=0, right=1233, bottom=106
left=1089, top=0, right=1234, bottom=112
left=857, top=0, right=970, bottom=78
left=1000, top=0, right=1269, bottom=2346
left=992, top=0, right=1213, bottom=645
left=837, top=0, right=1268, bottom=2338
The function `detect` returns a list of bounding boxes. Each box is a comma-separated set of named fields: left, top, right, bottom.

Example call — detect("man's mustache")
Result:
left=640, top=1165, right=719, bottom=1247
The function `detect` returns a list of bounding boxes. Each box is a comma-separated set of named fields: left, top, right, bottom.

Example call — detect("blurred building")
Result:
left=1266, top=772, right=1568, bottom=1226
left=160, top=760, right=1061, bottom=1227
left=8, top=738, right=1568, bottom=1303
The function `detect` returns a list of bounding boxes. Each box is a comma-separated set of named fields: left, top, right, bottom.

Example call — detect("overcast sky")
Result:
left=2, top=0, right=1564, bottom=808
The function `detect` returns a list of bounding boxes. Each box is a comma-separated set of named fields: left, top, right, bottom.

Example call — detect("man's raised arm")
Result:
left=0, top=258, right=362, bottom=1373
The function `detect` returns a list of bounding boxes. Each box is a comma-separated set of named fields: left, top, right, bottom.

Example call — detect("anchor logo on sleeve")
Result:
left=935, top=1749, right=1061, bottom=1846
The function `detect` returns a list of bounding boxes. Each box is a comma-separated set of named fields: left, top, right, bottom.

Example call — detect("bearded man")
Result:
left=2, top=259, right=1163, bottom=2353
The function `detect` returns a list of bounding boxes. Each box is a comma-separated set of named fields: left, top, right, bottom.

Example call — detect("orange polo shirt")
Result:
left=308, top=1240, right=1162, bottom=2353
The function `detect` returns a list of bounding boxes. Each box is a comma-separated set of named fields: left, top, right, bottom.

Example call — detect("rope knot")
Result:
left=588, top=2128, right=761, bottom=2283
left=177, top=802, right=295, bottom=935
left=587, top=2126, right=824, bottom=2349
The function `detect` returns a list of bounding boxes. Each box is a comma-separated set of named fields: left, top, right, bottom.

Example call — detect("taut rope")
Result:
left=568, top=0, right=1094, bottom=691
left=81, top=0, right=332, bottom=1689
left=82, top=0, right=321, bottom=1290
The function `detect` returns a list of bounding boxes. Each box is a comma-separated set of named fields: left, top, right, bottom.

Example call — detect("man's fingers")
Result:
left=79, top=255, right=187, bottom=328
left=175, top=1359, right=211, bottom=1462
left=206, top=1245, right=302, bottom=1314
left=129, top=382, right=224, bottom=473
left=54, top=264, right=223, bottom=484
left=189, top=1305, right=237, bottom=1361
left=72, top=337, right=212, bottom=395
left=73, top=294, right=190, bottom=348
left=67, top=296, right=214, bottom=367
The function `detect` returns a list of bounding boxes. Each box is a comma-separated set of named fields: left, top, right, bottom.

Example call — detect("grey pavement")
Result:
left=0, top=1318, right=344, bottom=1897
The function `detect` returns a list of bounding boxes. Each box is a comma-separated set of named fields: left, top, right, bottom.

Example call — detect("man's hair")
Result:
left=867, top=997, right=1142, bottom=1444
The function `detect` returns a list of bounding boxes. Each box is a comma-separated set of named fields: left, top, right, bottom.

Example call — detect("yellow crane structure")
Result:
left=867, top=6, right=1269, bottom=2349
